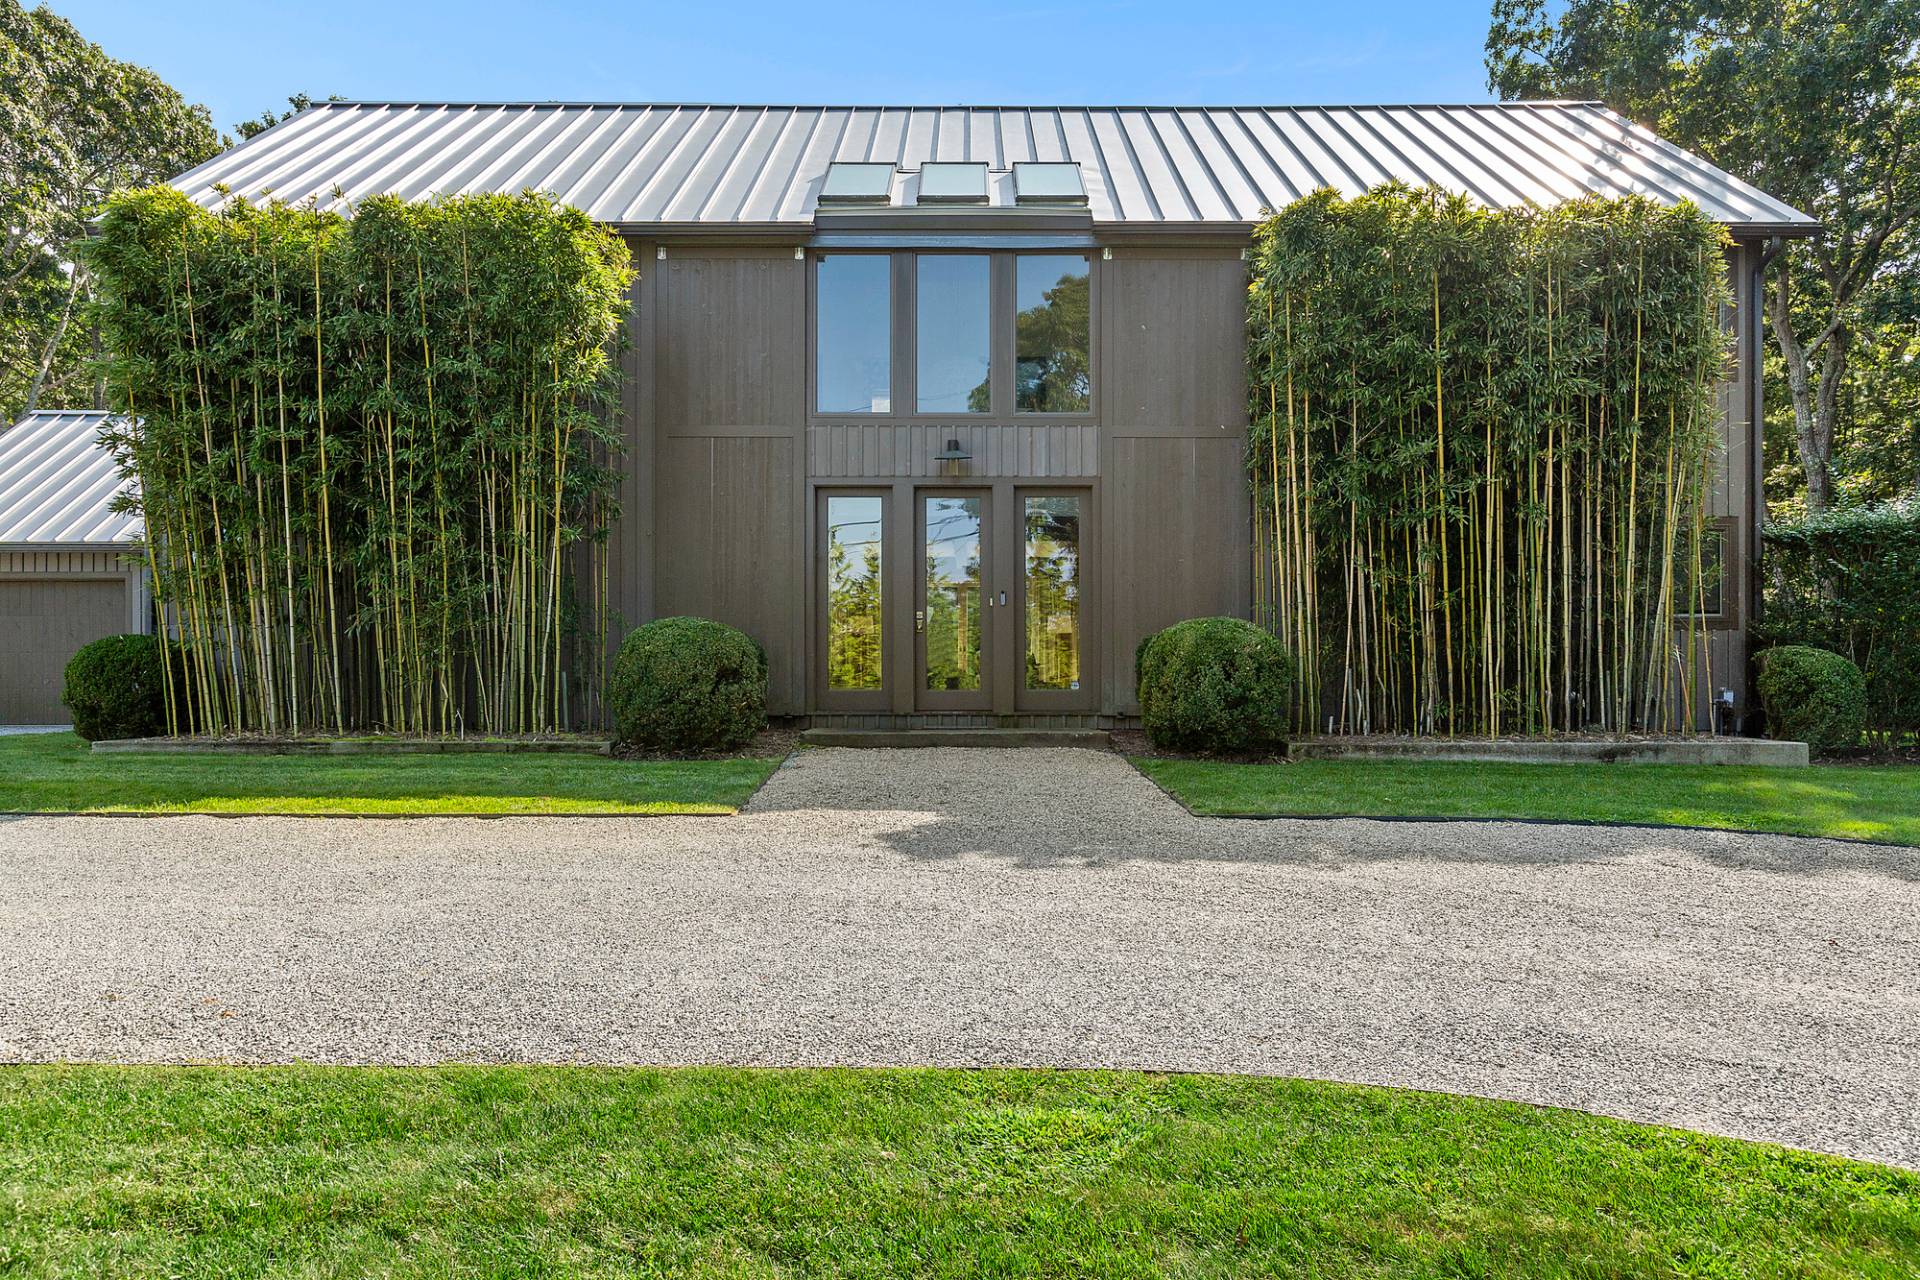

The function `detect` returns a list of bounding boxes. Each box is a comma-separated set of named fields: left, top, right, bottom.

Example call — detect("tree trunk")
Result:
left=90, top=319, right=106, bottom=410
left=1768, top=257, right=1837, bottom=512
left=23, top=266, right=84, bottom=416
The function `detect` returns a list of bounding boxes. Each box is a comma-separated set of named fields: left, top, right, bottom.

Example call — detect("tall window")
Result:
left=816, top=255, right=891, bottom=413
left=917, top=255, right=991, bottom=413
left=1015, top=254, right=1091, bottom=413
left=812, top=251, right=1094, bottom=418
left=1024, top=496, right=1081, bottom=689
left=825, top=496, right=884, bottom=689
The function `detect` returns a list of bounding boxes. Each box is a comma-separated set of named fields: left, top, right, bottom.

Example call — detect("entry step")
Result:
left=801, top=728, right=1112, bottom=749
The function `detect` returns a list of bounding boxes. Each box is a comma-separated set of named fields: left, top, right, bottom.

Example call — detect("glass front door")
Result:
left=918, top=491, right=991, bottom=709
left=816, top=485, right=1093, bottom=714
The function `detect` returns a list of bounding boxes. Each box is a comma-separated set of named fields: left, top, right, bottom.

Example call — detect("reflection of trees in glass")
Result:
left=1025, top=498, right=1080, bottom=689
left=924, top=499, right=981, bottom=691
left=1015, top=260, right=1090, bottom=413
left=826, top=501, right=883, bottom=689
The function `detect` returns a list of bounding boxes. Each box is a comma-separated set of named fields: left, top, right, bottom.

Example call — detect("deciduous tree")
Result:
left=1486, top=0, right=1920, bottom=511
left=0, top=0, right=217, bottom=418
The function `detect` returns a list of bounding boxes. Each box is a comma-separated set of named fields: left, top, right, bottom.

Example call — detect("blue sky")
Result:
left=57, top=0, right=1502, bottom=133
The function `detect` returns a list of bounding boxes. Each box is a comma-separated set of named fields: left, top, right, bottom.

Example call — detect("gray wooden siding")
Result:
left=806, top=424, right=1099, bottom=477
left=0, top=550, right=134, bottom=575
left=609, top=241, right=809, bottom=716
left=655, top=435, right=804, bottom=711
left=656, top=249, right=806, bottom=432
left=0, top=579, right=128, bottom=722
left=1101, top=435, right=1251, bottom=714
left=1096, top=249, right=1253, bottom=715
left=1100, top=250, right=1249, bottom=434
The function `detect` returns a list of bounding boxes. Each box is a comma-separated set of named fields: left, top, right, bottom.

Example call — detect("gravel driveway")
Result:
left=2, top=746, right=1916, bottom=1168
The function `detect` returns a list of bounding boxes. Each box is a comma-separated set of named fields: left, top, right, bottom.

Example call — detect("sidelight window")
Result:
left=825, top=495, right=885, bottom=689
left=1024, top=496, right=1081, bottom=690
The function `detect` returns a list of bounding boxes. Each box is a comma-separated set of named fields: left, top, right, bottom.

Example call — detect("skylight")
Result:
left=1013, top=162, right=1087, bottom=205
left=820, top=163, right=896, bottom=205
left=917, top=162, right=989, bottom=204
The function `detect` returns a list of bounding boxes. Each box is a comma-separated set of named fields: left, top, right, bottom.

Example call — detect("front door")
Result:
left=917, top=490, right=992, bottom=710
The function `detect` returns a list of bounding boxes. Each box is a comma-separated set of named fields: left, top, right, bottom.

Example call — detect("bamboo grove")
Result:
left=1249, top=188, right=1731, bottom=736
left=86, top=187, right=634, bottom=736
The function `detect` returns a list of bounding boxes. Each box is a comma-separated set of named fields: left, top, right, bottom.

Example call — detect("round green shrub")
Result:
left=63, top=634, right=169, bottom=742
left=1137, top=617, right=1294, bottom=754
left=1755, top=645, right=1867, bottom=754
left=609, top=617, right=767, bottom=751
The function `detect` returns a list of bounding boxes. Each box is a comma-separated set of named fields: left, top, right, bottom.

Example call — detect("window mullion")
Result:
left=894, top=251, right=912, bottom=420
left=993, top=252, right=1012, bottom=421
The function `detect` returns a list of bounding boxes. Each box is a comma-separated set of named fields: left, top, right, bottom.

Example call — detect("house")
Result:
left=156, top=102, right=1815, bottom=728
left=0, top=410, right=149, bottom=725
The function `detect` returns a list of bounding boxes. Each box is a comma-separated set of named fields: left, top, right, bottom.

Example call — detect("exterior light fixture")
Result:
left=934, top=437, right=971, bottom=476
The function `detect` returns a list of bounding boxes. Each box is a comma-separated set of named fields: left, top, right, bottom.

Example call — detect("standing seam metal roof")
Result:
left=0, top=410, right=141, bottom=547
left=171, top=102, right=1817, bottom=233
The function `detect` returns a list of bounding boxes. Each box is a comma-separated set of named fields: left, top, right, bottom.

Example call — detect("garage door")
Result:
left=0, top=579, right=130, bottom=724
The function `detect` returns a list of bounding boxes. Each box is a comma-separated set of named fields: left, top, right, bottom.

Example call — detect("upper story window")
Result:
left=816, top=254, right=892, bottom=414
left=917, top=255, right=991, bottom=413
left=814, top=250, right=1094, bottom=419
left=1015, top=254, right=1091, bottom=414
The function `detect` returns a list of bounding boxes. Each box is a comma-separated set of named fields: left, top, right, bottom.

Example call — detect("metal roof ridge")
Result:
left=301, top=100, right=1611, bottom=112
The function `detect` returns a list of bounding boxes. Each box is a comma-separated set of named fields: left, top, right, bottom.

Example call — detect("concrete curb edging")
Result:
left=90, top=736, right=614, bottom=757
left=1286, top=737, right=1810, bottom=767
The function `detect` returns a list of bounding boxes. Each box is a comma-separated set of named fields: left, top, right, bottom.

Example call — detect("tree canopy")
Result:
left=0, top=0, right=219, bottom=420
left=1487, top=0, right=1920, bottom=511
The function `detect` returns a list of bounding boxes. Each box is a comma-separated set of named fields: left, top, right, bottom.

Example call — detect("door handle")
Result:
left=915, top=609, right=924, bottom=633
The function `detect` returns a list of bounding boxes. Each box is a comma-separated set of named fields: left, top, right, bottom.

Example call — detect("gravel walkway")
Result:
left=1, top=746, right=1916, bottom=1168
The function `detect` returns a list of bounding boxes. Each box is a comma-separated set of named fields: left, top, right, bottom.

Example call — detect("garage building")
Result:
left=0, top=409, right=149, bottom=726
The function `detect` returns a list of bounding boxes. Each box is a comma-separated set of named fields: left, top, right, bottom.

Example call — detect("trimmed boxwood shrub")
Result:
left=609, top=617, right=767, bottom=752
left=63, top=634, right=168, bottom=742
left=1137, top=617, right=1293, bottom=754
left=1754, top=645, right=1867, bottom=755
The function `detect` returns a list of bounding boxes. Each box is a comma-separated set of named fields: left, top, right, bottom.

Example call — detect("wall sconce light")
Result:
left=934, top=436, right=971, bottom=476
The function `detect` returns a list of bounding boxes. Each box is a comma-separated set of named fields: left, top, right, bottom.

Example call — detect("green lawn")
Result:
left=0, top=732, right=779, bottom=815
left=0, top=1066, right=1911, bottom=1278
left=1135, top=757, right=1920, bottom=844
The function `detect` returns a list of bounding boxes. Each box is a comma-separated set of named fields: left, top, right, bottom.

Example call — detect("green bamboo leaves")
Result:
left=1248, top=186, right=1730, bottom=737
left=87, top=186, right=634, bottom=736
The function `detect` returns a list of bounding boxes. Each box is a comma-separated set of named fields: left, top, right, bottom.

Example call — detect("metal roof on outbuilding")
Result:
left=0, top=410, right=141, bottom=548
left=171, top=102, right=1817, bottom=236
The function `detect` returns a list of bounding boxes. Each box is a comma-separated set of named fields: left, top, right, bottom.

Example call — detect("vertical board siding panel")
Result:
left=1103, top=254, right=1249, bottom=434
left=645, top=246, right=805, bottom=710
left=0, top=577, right=131, bottom=722
left=1106, top=434, right=1251, bottom=714
left=656, top=434, right=801, bottom=712
left=656, top=252, right=805, bottom=431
